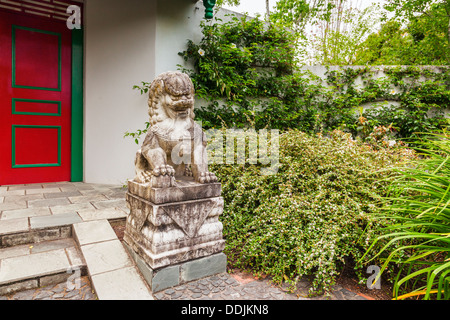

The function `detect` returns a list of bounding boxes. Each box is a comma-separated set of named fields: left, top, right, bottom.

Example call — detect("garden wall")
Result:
left=300, top=65, right=450, bottom=116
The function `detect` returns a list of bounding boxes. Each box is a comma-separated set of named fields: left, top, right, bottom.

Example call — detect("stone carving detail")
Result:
left=134, top=71, right=217, bottom=188
left=124, top=72, right=226, bottom=273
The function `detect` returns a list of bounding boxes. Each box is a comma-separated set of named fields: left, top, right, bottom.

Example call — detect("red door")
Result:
left=0, top=11, right=72, bottom=185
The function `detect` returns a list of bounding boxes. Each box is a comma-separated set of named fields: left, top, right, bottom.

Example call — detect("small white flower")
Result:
left=390, top=89, right=396, bottom=95
left=389, top=140, right=396, bottom=147
left=231, top=43, right=237, bottom=49
left=198, top=48, right=205, bottom=56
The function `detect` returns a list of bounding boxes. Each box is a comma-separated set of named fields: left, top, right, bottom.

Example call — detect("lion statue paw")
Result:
left=196, top=172, right=218, bottom=184
left=152, top=165, right=175, bottom=177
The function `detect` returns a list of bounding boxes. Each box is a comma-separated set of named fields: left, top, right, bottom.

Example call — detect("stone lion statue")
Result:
left=134, top=71, right=218, bottom=187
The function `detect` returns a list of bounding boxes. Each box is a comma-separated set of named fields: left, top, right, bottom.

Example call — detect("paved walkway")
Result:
left=0, top=182, right=370, bottom=301
left=1, top=276, right=97, bottom=300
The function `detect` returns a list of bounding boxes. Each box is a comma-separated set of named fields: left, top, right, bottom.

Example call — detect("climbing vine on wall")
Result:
left=175, top=15, right=450, bottom=142
left=129, top=15, right=450, bottom=144
left=177, top=14, right=324, bottom=132
left=321, top=65, right=450, bottom=141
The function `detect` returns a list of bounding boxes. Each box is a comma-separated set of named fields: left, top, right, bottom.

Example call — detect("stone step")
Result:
left=72, top=220, right=153, bottom=300
left=0, top=214, right=81, bottom=248
left=0, top=210, right=127, bottom=248
left=0, top=220, right=154, bottom=300
left=0, top=238, right=86, bottom=295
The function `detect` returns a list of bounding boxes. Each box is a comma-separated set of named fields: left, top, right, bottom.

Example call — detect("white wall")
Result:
left=84, top=0, right=157, bottom=184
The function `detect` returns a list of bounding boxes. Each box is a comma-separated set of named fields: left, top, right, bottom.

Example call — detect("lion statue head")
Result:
left=147, top=71, right=196, bottom=127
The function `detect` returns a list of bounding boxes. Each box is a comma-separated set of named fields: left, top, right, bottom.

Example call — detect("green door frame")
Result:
left=71, top=28, right=83, bottom=182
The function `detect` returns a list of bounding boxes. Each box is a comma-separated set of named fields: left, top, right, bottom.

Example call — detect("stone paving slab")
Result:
left=72, top=218, right=153, bottom=300
left=50, top=203, right=96, bottom=215
left=1, top=207, right=51, bottom=220
left=91, top=267, right=153, bottom=300
left=0, top=218, right=29, bottom=235
left=0, top=250, right=71, bottom=285
left=26, top=188, right=61, bottom=195
left=0, top=201, right=28, bottom=212
left=43, top=191, right=83, bottom=199
left=91, top=199, right=128, bottom=210
left=31, top=238, right=75, bottom=254
left=28, top=198, right=71, bottom=208
left=69, top=194, right=108, bottom=204
left=8, top=185, right=44, bottom=191
left=0, top=245, right=29, bottom=260
left=2, top=194, right=44, bottom=203
left=80, top=240, right=133, bottom=276
left=30, top=213, right=82, bottom=230
left=77, top=208, right=127, bottom=222
left=73, top=220, right=118, bottom=246
left=0, top=190, right=25, bottom=197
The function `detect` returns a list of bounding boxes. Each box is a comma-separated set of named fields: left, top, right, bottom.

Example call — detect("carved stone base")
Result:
left=124, top=241, right=227, bottom=292
left=124, top=178, right=225, bottom=270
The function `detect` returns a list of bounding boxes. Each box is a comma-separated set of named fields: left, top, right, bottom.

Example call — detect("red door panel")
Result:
left=0, top=11, right=72, bottom=185
left=14, top=26, right=61, bottom=90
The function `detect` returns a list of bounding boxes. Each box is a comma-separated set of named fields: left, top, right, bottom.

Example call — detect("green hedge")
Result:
left=212, top=129, right=416, bottom=294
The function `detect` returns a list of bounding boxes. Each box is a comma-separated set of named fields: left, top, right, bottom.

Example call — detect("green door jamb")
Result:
left=71, top=28, right=83, bottom=182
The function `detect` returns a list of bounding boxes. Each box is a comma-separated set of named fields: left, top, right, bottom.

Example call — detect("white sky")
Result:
left=222, top=0, right=385, bottom=17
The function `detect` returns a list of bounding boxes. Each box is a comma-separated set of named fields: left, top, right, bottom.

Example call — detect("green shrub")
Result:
left=212, top=129, right=415, bottom=294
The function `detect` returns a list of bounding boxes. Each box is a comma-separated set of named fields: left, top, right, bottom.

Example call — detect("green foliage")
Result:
left=362, top=132, right=450, bottom=300
left=358, top=2, right=450, bottom=65
left=357, top=20, right=450, bottom=65
left=216, top=0, right=240, bottom=7
left=384, top=0, right=450, bottom=21
left=306, top=4, right=382, bottom=65
left=271, top=0, right=336, bottom=34
left=323, top=66, right=450, bottom=141
left=131, top=32, right=449, bottom=145
left=212, top=129, right=416, bottom=294
left=175, top=15, right=450, bottom=142
left=354, top=20, right=412, bottom=65
left=406, top=4, right=450, bottom=64
left=178, top=15, right=318, bottom=131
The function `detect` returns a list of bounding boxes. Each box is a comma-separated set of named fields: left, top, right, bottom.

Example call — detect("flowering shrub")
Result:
left=212, top=129, right=416, bottom=294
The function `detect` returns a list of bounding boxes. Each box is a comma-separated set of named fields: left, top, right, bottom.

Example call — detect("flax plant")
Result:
left=363, top=131, right=450, bottom=300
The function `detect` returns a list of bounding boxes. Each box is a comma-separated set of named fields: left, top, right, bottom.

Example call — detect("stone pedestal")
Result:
left=124, top=177, right=227, bottom=292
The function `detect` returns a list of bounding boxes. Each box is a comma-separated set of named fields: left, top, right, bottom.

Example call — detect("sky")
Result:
left=221, top=0, right=385, bottom=17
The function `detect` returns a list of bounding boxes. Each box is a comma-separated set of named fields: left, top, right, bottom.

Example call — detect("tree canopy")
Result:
left=355, top=2, right=450, bottom=65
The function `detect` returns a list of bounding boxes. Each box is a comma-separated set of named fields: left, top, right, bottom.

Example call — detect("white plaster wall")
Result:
left=84, top=0, right=157, bottom=184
